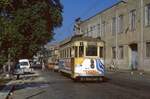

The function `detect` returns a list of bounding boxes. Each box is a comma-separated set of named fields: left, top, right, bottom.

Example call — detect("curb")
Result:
left=0, top=70, right=42, bottom=99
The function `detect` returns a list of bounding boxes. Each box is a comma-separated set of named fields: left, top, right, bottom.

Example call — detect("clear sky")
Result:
left=53, top=0, right=120, bottom=42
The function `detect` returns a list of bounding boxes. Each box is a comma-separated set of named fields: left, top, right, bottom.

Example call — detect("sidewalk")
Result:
left=0, top=70, right=44, bottom=99
left=0, top=82, right=14, bottom=99
left=0, top=74, right=14, bottom=99
left=106, top=69, right=150, bottom=84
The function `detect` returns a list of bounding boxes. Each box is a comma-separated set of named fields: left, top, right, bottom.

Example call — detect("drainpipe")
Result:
left=140, top=0, right=144, bottom=70
left=115, top=8, right=118, bottom=66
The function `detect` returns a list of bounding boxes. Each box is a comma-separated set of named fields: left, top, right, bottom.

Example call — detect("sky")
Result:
left=53, top=0, right=120, bottom=42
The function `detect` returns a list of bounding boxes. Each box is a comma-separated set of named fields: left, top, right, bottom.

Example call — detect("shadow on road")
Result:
left=25, top=90, right=46, bottom=99
left=13, top=82, right=50, bottom=91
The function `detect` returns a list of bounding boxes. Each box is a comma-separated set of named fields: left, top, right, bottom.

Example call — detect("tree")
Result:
left=0, top=0, right=63, bottom=66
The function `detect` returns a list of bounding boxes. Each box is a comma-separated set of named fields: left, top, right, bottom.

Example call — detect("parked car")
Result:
left=13, top=59, right=33, bottom=75
left=47, top=63, right=55, bottom=70
left=53, top=62, right=59, bottom=72
left=31, top=63, right=42, bottom=69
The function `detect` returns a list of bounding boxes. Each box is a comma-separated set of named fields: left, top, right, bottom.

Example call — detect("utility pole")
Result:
left=8, top=53, right=11, bottom=73
left=140, top=0, right=144, bottom=70
left=7, top=48, right=11, bottom=78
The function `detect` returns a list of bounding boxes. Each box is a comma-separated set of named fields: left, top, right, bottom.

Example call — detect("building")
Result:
left=46, top=43, right=59, bottom=69
left=74, top=0, right=150, bottom=71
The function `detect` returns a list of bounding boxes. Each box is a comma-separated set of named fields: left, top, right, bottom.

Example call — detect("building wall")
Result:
left=142, top=0, right=150, bottom=70
left=78, top=0, right=150, bottom=71
left=46, top=44, right=59, bottom=64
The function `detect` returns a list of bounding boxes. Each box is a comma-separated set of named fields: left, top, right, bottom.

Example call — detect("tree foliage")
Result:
left=0, top=0, right=63, bottom=65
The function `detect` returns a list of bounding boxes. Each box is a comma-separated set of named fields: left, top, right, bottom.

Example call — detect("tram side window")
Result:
left=64, top=50, right=66, bottom=58
left=62, top=50, right=63, bottom=58
left=86, top=45, right=97, bottom=56
left=67, top=49, right=69, bottom=58
left=63, top=50, right=65, bottom=58
left=60, top=51, right=61, bottom=58
left=70, top=48, right=72, bottom=57
left=79, top=46, right=84, bottom=57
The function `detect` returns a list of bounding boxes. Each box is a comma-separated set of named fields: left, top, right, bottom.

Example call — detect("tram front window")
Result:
left=86, top=45, right=97, bottom=56
left=75, top=46, right=78, bottom=57
left=79, top=46, right=84, bottom=57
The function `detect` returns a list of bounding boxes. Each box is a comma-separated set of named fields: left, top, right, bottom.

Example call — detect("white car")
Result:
left=53, top=63, right=59, bottom=72
left=15, top=59, right=32, bottom=74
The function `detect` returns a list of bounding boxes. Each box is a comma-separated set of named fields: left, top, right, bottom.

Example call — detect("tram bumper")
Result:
left=73, top=72, right=104, bottom=79
left=73, top=73, right=104, bottom=81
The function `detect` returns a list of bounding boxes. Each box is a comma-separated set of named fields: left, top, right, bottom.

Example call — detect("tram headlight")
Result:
left=77, top=64, right=82, bottom=67
left=90, top=59, right=95, bottom=69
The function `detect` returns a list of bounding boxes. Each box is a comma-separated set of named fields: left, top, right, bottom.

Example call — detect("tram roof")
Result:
left=59, top=35, right=104, bottom=46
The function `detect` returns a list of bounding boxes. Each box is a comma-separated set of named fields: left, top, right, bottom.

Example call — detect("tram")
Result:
left=59, top=35, right=105, bottom=81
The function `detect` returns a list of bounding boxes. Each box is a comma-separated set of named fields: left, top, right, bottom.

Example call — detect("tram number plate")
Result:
left=83, top=70, right=97, bottom=74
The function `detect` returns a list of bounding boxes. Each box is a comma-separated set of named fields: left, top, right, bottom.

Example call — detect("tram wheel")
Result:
left=73, top=77, right=79, bottom=82
left=101, top=76, right=109, bottom=82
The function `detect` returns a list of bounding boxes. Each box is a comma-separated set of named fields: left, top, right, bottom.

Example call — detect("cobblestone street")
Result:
left=9, top=70, right=150, bottom=99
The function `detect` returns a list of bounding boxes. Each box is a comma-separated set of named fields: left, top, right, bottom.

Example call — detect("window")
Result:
left=61, top=51, right=63, bottom=58
left=90, top=26, right=93, bottom=37
left=70, top=48, right=72, bottom=57
left=67, top=48, right=70, bottom=58
left=66, top=49, right=68, bottom=58
left=93, top=25, right=96, bottom=30
left=146, top=42, right=150, bottom=57
left=118, top=15, right=124, bottom=33
left=112, top=47, right=116, bottom=59
left=80, top=42, right=84, bottom=46
left=90, top=26, right=93, bottom=32
left=81, top=30, right=85, bottom=35
left=112, top=17, right=116, bottom=35
left=102, top=21, right=106, bottom=36
left=63, top=50, right=65, bottom=58
left=130, top=9, right=136, bottom=31
left=145, top=4, right=150, bottom=26
left=119, top=46, right=124, bottom=59
left=62, top=51, right=64, bottom=58
left=86, top=28, right=89, bottom=36
left=86, top=45, right=97, bottom=56
left=97, top=24, right=101, bottom=37
left=20, top=62, right=28, bottom=66
left=71, top=47, right=75, bottom=57
left=65, top=49, right=67, bottom=58
left=79, top=46, right=84, bottom=57
left=99, top=47, right=104, bottom=58
left=75, top=46, right=78, bottom=57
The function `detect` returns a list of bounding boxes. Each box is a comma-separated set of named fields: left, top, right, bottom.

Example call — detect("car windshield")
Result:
left=20, top=62, right=28, bottom=66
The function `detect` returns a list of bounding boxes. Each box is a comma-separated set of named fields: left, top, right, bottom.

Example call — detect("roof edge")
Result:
left=81, top=0, right=126, bottom=23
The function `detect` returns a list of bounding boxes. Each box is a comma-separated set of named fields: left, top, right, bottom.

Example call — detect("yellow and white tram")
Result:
left=59, top=35, right=105, bottom=80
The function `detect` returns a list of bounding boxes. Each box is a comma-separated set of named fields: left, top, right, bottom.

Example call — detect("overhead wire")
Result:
left=64, top=0, right=101, bottom=37
left=80, top=0, right=100, bottom=18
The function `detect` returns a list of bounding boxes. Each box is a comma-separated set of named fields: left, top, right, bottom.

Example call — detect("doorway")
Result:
left=129, top=43, right=138, bottom=70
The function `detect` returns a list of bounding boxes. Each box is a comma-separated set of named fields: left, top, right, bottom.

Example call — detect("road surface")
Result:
left=10, top=70, right=150, bottom=99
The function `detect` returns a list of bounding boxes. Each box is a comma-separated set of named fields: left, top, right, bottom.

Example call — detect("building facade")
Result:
left=75, top=0, right=150, bottom=71
left=46, top=43, right=59, bottom=69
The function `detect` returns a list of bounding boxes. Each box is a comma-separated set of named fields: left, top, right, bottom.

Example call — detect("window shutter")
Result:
left=129, top=12, right=131, bottom=30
